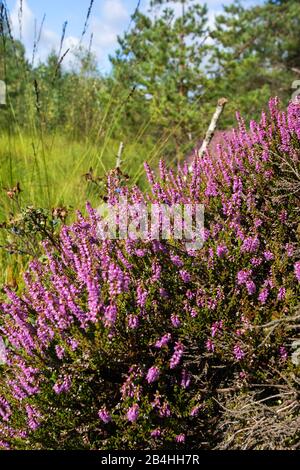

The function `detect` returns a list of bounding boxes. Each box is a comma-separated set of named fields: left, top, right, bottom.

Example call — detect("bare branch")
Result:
left=116, top=141, right=124, bottom=169
left=189, top=98, right=228, bottom=172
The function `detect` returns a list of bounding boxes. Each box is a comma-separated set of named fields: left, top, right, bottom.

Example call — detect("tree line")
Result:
left=0, top=0, right=299, bottom=158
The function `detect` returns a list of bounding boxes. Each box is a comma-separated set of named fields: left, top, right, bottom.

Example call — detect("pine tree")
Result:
left=0, top=2, right=29, bottom=129
left=208, top=0, right=300, bottom=123
left=110, top=0, right=210, bottom=157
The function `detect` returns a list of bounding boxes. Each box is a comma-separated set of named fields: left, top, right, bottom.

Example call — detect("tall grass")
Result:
left=0, top=130, right=155, bottom=284
left=0, top=133, right=153, bottom=214
left=0, top=0, right=190, bottom=286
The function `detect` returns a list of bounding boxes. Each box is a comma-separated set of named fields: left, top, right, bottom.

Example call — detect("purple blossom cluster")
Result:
left=25, top=405, right=41, bottom=431
left=295, top=262, right=300, bottom=283
left=127, top=404, right=139, bottom=423
left=98, top=408, right=111, bottom=424
left=233, top=344, right=245, bottom=361
left=146, top=366, right=160, bottom=384
left=170, top=342, right=184, bottom=369
left=0, top=98, right=299, bottom=449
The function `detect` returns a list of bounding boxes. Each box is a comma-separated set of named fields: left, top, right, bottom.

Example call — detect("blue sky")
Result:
left=5, top=0, right=263, bottom=72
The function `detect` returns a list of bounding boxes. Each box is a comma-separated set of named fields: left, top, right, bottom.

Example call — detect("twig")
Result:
left=116, top=142, right=124, bottom=169
left=189, top=98, right=228, bottom=172
left=255, top=313, right=300, bottom=330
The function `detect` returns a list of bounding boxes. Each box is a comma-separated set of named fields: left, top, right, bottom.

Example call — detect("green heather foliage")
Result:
left=0, top=99, right=299, bottom=449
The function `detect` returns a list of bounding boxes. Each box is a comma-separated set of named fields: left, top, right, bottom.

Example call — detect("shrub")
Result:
left=0, top=98, right=299, bottom=450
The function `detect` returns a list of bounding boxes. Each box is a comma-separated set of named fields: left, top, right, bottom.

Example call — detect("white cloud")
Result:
left=102, top=0, right=129, bottom=24
left=91, top=18, right=119, bottom=50
left=10, top=0, right=35, bottom=42
left=89, top=0, right=130, bottom=69
left=8, top=0, right=81, bottom=66
left=8, top=0, right=131, bottom=70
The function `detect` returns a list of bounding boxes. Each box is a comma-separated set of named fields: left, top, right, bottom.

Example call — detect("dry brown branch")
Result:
left=215, top=387, right=300, bottom=450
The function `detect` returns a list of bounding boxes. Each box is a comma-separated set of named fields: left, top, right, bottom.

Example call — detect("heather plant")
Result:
left=0, top=98, right=299, bottom=450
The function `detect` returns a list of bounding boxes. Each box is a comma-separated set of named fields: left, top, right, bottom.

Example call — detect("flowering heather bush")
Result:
left=0, top=98, right=299, bottom=450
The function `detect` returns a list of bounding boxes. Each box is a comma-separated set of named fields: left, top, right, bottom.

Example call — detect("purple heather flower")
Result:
left=171, top=314, right=181, bottom=328
left=190, top=308, right=198, bottom=318
left=0, top=441, right=10, bottom=449
left=285, top=244, right=294, bottom=257
left=250, top=257, right=263, bottom=267
left=266, top=277, right=275, bottom=289
left=241, top=236, right=260, bottom=253
left=0, top=397, right=11, bottom=422
left=206, top=338, right=215, bottom=352
left=179, top=270, right=191, bottom=283
left=151, top=262, right=161, bottom=282
left=155, top=333, right=171, bottom=348
left=216, top=243, right=228, bottom=258
left=170, top=254, right=184, bottom=267
left=263, top=250, right=274, bottom=261
left=170, top=342, right=184, bottom=369
left=146, top=366, right=160, bottom=384
left=151, top=428, right=161, bottom=438
left=53, top=375, right=71, bottom=395
left=159, top=288, right=169, bottom=298
left=277, top=287, right=286, bottom=301
left=294, top=261, right=300, bottom=283
left=205, top=179, right=218, bottom=197
left=279, top=346, right=288, bottom=361
left=127, top=404, right=139, bottom=423
left=254, top=218, right=263, bottom=228
left=128, top=314, right=139, bottom=329
left=258, top=287, right=269, bottom=304
left=211, top=320, right=223, bottom=337
left=264, top=169, right=273, bottom=179
left=55, top=345, right=65, bottom=360
left=181, top=370, right=191, bottom=389
left=68, top=338, right=79, bottom=351
left=190, top=405, right=201, bottom=417
left=207, top=298, right=217, bottom=310
left=246, top=280, right=256, bottom=295
left=279, top=210, right=288, bottom=223
left=136, top=284, right=148, bottom=308
left=104, top=304, right=117, bottom=324
left=237, top=269, right=252, bottom=285
left=175, top=434, right=186, bottom=443
left=135, top=249, right=147, bottom=257
left=212, top=223, right=223, bottom=237
left=25, top=404, right=41, bottom=431
left=98, top=408, right=111, bottom=424
left=233, top=344, right=245, bottom=361
left=186, top=290, right=194, bottom=300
